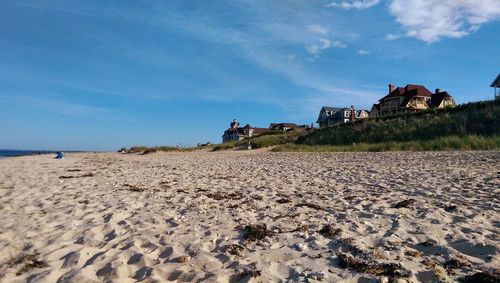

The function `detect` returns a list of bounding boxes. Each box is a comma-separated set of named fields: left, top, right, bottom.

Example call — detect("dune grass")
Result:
left=300, top=100, right=500, bottom=146
left=119, top=146, right=195, bottom=154
left=273, top=135, right=500, bottom=152
left=211, top=129, right=309, bottom=151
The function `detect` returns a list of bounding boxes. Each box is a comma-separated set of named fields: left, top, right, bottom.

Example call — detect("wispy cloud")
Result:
left=307, top=24, right=329, bottom=35
left=141, top=3, right=371, bottom=110
left=326, top=0, right=380, bottom=10
left=10, top=95, right=111, bottom=117
left=385, top=33, right=401, bottom=40
left=389, top=0, right=500, bottom=43
left=9, top=1, right=380, bottom=118
left=357, top=49, right=370, bottom=55
left=305, top=38, right=347, bottom=56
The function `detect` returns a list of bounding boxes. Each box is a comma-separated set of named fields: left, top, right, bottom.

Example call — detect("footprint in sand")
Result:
left=60, top=251, right=80, bottom=269
left=127, top=253, right=143, bottom=265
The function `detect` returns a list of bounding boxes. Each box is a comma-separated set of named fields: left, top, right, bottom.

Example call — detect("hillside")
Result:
left=298, top=100, right=500, bottom=146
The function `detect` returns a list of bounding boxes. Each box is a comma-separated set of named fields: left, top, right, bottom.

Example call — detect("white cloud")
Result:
left=306, top=38, right=347, bottom=56
left=307, top=24, right=329, bottom=35
left=326, top=0, right=380, bottom=10
left=357, top=49, right=370, bottom=55
left=385, top=33, right=402, bottom=40
left=388, top=0, right=500, bottom=43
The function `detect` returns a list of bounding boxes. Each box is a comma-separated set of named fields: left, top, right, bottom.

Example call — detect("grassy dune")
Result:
left=300, top=100, right=499, bottom=146
left=273, top=135, right=500, bottom=152
left=211, top=129, right=309, bottom=151
left=119, top=146, right=194, bottom=154
left=121, top=100, right=499, bottom=153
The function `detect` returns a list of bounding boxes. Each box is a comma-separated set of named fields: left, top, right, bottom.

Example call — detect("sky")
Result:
left=1, top=0, right=499, bottom=151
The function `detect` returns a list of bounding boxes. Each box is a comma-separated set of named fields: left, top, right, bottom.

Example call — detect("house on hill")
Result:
left=222, top=119, right=267, bottom=143
left=269, top=123, right=298, bottom=131
left=316, top=106, right=369, bottom=128
left=370, top=84, right=456, bottom=117
left=491, top=73, right=500, bottom=100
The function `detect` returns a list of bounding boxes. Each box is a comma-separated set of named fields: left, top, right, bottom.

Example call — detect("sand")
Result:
left=0, top=151, right=498, bottom=282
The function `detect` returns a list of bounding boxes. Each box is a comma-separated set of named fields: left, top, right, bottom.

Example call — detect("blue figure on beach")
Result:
left=55, top=152, right=64, bottom=159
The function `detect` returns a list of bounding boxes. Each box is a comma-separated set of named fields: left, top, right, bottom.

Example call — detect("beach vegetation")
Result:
left=273, top=135, right=500, bottom=152
left=300, top=100, right=499, bottom=146
left=211, top=128, right=309, bottom=151
left=119, top=146, right=195, bottom=154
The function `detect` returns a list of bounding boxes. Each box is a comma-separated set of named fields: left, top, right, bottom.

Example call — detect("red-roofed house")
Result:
left=370, top=84, right=456, bottom=117
left=269, top=123, right=298, bottom=131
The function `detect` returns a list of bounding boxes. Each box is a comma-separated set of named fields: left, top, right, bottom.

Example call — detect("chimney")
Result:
left=389, top=84, right=395, bottom=93
left=350, top=105, right=356, bottom=122
left=230, top=119, right=240, bottom=128
left=435, top=88, right=441, bottom=94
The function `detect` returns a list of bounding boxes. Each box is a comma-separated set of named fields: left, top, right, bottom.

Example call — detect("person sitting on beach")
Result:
left=55, top=152, right=64, bottom=159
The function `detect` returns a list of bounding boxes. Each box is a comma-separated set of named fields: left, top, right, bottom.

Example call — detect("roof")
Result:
left=321, top=106, right=344, bottom=112
left=317, top=106, right=354, bottom=123
left=223, top=125, right=268, bottom=137
left=270, top=123, right=298, bottom=128
left=379, top=84, right=433, bottom=102
left=224, top=128, right=246, bottom=135
left=430, top=91, right=452, bottom=107
left=252, top=128, right=269, bottom=135
left=491, top=73, right=500, bottom=87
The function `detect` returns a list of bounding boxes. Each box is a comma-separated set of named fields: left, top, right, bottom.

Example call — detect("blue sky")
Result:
left=1, top=0, right=499, bottom=151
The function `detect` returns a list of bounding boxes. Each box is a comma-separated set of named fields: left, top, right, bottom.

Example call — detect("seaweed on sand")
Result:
left=459, top=271, right=500, bottom=283
left=243, top=224, right=274, bottom=242
left=318, top=224, right=341, bottom=238
left=7, top=252, right=48, bottom=275
left=124, top=184, right=147, bottom=192
left=394, top=199, right=416, bottom=208
left=225, top=244, right=245, bottom=256
left=206, top=192, right=243, bottom=200
left=296, top=202, right=326, bottom=211
left=337, top=252, right=411, bottom=278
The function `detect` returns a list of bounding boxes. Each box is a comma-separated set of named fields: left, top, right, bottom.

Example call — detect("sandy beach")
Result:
left=0, top=151, right=498, bottom=282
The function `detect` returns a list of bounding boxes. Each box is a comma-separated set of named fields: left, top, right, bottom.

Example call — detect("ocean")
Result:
left=0, top=149, right=57, bottom=159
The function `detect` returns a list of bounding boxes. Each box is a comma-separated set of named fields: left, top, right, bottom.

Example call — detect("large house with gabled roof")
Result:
left=316, top=106, right=369, bottom=128
left=491, top=73, right=500, bottom=100
left=370, top=84, right=456, bottom=117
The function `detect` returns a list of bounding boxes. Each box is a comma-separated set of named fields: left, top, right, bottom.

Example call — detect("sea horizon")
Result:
left=0, top=149, right=97, bottom=158
left=0, top=149, right=58, bottom=158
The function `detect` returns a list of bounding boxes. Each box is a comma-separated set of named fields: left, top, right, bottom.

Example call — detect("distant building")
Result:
left=316, top=106, right=369, bottom=128
left=491, top=73, right=500, bottom=100
left=222, top=119, right=267, bottom=143
left=356, top=109, right=370, bottom=119
left=370, top=84, right=456, bottom=117
left=269, top=123, right=298, bottom=131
